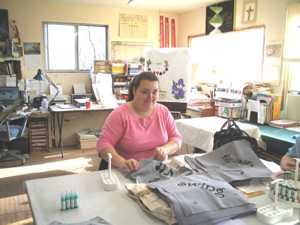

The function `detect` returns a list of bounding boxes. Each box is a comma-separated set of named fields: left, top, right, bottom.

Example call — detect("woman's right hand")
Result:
left=122, top=159, right=140, bottom=172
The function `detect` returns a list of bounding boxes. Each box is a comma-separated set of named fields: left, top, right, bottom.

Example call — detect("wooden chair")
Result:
left=157, top=101, right=188, bottom=119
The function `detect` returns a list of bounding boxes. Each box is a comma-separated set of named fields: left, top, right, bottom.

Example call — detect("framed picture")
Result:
left=242, top=0, right=257, bottom=24
left=266, top=43, right=282, bottom=58
left=205, top=0, right=234, bottom=35
left=23, top=42, right=41, bottom=55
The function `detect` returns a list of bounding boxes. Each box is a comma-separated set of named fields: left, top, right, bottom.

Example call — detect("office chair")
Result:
left=0, top=89, right=29, bottom=166
left=0, top=113, right=29, bottom=165
left=157, top=100, right=188, bottom=119
left=99, top=158, right=108, bottom=170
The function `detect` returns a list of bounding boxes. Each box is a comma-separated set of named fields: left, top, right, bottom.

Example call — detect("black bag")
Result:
left=213, top=119, right=259, bottom=152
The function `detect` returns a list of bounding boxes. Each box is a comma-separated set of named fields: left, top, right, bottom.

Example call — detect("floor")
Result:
left=0, top=148, right=100, bottom=225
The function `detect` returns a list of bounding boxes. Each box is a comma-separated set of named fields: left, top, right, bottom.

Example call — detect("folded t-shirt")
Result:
left=48, top=216, right=112, bottom=225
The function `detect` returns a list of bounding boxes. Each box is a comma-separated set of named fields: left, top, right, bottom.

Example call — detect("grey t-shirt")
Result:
left=185, top=140, right=272, bottom=183
left=48, top=216, right=112, bottom=225
left=149, top=174, right=256, bottom=225
left=128, top=159, right=192, bottom=183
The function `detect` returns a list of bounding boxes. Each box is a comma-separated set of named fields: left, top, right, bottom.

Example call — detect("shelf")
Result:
left=112, top=74, right=136, bottom=78
left=0, top=57, right=21, bottom=62
left=114, top=82, right=128, bottom=87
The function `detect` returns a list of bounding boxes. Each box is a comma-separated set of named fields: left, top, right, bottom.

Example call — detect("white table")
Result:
left=176, top=116, right=261, bottom=152
left=26, top=170, right=165, bottom=225
left=25, top=169, right=299, bottom=225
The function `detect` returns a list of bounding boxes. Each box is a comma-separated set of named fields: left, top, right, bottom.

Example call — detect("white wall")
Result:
left=178, top=0, right=289, bottom=46
left=0, top=0, right=178, bottom=94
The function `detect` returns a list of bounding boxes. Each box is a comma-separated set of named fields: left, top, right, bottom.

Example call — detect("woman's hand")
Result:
left=122, top=159, right=140, bottom=172
left=280, top=154, right=296, bottom=171
left=154, top=147, right=167, bottom=161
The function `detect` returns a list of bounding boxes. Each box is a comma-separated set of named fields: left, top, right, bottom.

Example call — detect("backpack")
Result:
left=213, top=118, right=259, bottom=153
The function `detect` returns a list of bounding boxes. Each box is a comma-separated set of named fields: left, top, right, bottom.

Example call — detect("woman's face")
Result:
left=133, top=80, right=159, bottom=111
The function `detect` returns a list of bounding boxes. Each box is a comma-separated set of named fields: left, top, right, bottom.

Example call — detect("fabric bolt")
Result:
left=287, top=135, right=300, bottom=158
left=96, top=103, right=182, bottom=160
left=125, top=183, right=176, bottom=225
left=149, top=174, right=256, bottom=225
left=185, top=140, right=272, bottom=183
left=128, top=159, right=192, bottom=183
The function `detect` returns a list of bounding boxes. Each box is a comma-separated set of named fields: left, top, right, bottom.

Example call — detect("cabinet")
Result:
left=29, top=113, right=49, bottom=152
left=112, top=74, right=135, bottom=100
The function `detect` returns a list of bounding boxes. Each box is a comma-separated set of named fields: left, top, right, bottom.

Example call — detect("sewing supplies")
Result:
left=257, top=179, right=293, bottom=224
left=268, top=158, right=300, bottom=206
left=60, top=191, right=79, bottom=211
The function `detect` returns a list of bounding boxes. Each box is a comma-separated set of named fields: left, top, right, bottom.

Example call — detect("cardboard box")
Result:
left=76, top=129, right=99, bottom=150
left=78, top=138, right=97, bottom=149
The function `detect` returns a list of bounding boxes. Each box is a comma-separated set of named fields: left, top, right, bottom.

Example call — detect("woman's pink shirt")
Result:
left=96, top=103, right=182, bottom=160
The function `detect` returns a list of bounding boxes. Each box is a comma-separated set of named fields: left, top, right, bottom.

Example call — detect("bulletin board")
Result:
left=111, top=41, right=153, bottom=61
left=119, top=14, right=148, bottom=39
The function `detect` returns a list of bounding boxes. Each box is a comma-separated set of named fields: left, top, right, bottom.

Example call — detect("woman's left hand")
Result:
left=154, top=147, right=167, bottom=161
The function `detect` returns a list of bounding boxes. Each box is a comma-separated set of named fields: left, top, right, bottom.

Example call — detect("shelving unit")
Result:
left=112, top=74, right=135, bottom=100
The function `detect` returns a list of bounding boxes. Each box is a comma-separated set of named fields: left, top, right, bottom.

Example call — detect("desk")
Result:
left=257, top=125, right=300, bottom=161
left=25, top=169, right=298, bottom=225
left=49, top=104, right=114, bottom=157
left=176, top=116, right=261, bottom=152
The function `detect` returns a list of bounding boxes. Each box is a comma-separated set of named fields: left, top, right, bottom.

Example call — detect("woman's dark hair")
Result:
left=127, top=72, right=158, bottom=101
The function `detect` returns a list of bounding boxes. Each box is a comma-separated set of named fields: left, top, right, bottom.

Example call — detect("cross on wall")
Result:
left=246, top=5, right=255, bottom=21
left=243, top=0, right=257, bottom=23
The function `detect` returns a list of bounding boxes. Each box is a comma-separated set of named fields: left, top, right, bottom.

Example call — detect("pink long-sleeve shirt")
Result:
left=96, top=103, right=182, bottom=160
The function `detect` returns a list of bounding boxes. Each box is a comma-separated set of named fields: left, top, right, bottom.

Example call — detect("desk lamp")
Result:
left=33, top=69, right=59, bottom=106
left=33, top=69, right=44, bottom=81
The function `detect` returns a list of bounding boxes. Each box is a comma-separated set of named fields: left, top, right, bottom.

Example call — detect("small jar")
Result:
left=85, top=98, right=91, bottom=109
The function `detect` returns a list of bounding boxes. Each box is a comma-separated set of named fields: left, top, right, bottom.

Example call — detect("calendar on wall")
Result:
left=119, top=14, right=148, bottom=39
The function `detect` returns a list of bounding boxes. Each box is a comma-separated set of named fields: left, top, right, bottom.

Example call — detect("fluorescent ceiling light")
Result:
left=128, top=0, right=143, bottom=4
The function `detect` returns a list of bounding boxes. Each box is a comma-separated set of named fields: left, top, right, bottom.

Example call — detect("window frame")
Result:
left=43, top=22, right=109, bottom=73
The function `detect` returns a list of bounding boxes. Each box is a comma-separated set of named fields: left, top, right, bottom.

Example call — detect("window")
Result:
left=44, top=23, right=108, bottom=72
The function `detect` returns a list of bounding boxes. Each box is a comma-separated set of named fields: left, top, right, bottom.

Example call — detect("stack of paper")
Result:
left=269, top=120, right=298, bottom=128
left=92, top=73, right=117, bottom=107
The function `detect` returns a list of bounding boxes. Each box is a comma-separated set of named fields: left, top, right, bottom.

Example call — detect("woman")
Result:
left=96, top=72, right=182, bottom=172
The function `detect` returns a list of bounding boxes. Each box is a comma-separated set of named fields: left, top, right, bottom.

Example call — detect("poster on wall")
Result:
left=205, top=0, right=234, bottom=35
left=23, top=42, right=41, bottom=55
left=171, top=18, right=176, bottom=47
left=23, top=42, right=42, bottom=70
left=159, top=16, right=176, bottom=48
left=119, top=14, right=148, bottom=39
left=242, top=0, right=257, bottom=24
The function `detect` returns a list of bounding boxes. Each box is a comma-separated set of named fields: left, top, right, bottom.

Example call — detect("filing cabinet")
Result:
left=29, top=112, right=49, bottom=151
